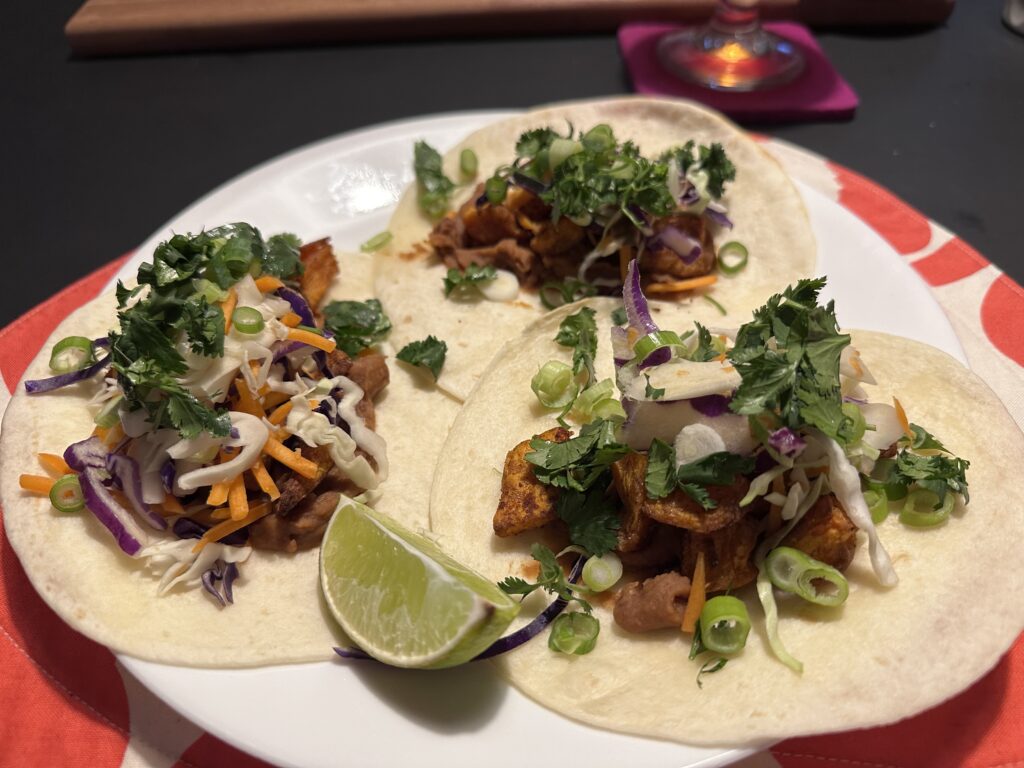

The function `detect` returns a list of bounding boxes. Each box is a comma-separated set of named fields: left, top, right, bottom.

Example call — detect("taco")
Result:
left=0, top=225, right=455, bottom=667
left=428, top=271, right=1024, bottom=744
left=376, top=97, right=816, bottom=401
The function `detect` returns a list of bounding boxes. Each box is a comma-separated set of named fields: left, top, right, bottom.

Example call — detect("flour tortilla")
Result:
left=376, top=97, right=816, bottom=402
left=429, top=303, right=1024, bottom=745
left=0, top=251, right=456, bottom=667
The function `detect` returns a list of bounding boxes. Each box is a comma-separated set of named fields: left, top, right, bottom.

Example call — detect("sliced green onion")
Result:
left=899, top=488, right=954, bottom=528
left=582, top=124, right=615, bottom=153
left=539, top=278, right=597, bottom=310
left=863, top=488, right=889, bottom=524
left=699, top=596, right=751, bottom=655
left=548, top=612, right=600, bottom=655
left=459, top=148, right=478, bottom=177
left=232, top=307, right=265, bottom=334
left=571, top=379, right=615, bottom=420
left=193, top=278, right=228, bottom=304
left=360, top=230, right=393, bottom=253
left=531, top=361, right=578, bottom=410
left=49, top=474, right=84, bottom=513
left=548, top=138, right=583, bottom=169
left=717, top=241, right=748, bottom=275
left=765, top=546, right=849, bottom=607
left=631, top=330, right=687, bottom=363
left=703, top=294, right=727, bottom=316
left=841, top=402, right=867, bottom=444
left=485, top=176, right=508, bottom=205
left=582, top=552, right=622, bottom=593
left=590, top=397, right=627, bottom=422
left=870, top=457, right=908, bottom=501
left=49, top=336, right=96, bottom=374
left=93, top=395, right=123, bottom=429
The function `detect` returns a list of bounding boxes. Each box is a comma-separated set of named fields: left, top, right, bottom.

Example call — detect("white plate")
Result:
left=115, top=111, right=965, bottom=768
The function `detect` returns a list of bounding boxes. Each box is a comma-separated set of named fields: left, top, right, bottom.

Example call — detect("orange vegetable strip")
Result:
left=227, top=474, right=249, bottom=521
left=286, top=328, right=337, bottom=353
left=234, top=378, right=266, bottom=419
left=267, top=401, right=293, bottom=425
left=681, top=551, right=707, bottom=634
left=221, top=288, right=238, bottom=332
left=254, top=275, right=284, bottom=293
left=263, top=437, right=320, bottom=479
left=250, top=457, right=281, bottom=500
left=280, top=312, right=302, bottom=328
left=101, top=423, right=125, bottom=448
left=19, top=474, right=55, bottom=494
left=193, top=503, right=270, bottom=553
left=162, top=494, right=185, bottom=514
left=211, top=508, right=231, bottom=521
left=645, top=274, right=719, bottom=295
left=38, top=453, right=73, bottom=477
left=893, top=396, right=913, bottom=439
left=206, top=481, right=231, bottom=507
left=93, top=425, right=108, bottom=441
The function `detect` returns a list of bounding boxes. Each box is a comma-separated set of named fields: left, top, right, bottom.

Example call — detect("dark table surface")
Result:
left=3, top=0, right=1022, bottom=328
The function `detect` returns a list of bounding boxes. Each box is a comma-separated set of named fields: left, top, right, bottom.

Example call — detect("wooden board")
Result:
left=65, top=0, right=955, bottom=56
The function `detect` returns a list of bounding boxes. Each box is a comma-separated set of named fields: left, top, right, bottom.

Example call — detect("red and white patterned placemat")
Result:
left=1, top=140, right=1021, bottom=768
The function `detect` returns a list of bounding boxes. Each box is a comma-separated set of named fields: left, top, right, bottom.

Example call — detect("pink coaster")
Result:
left=618, top=22, right=858, bottom=123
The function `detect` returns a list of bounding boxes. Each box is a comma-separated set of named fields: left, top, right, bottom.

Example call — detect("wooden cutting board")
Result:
left=65, top=0, right=955, bottom=56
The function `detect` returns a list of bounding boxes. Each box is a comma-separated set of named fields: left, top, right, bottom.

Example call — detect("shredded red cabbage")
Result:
left=705, top=205, right=733, bottom=229
left=172, top=516, right=248, bottom=547
left=201, top=558, right=239, bottom=607
left=623, top=260, right=659, bottom=337
left=768, top=427, right=807, bottom=459
left=275, top=287, right=316, bottom=328
left=690, top=394, right=733, bottom=417
left=106, top=453, right=168, bottom=530
left=79, top=468, right=145, bottom=556
left=25, top=351, right=110, bottom=394
left=653, top=226, right=702, bottom=265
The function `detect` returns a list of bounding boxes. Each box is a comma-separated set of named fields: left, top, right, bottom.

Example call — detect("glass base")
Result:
left=657, top=26, right=805, bottom=92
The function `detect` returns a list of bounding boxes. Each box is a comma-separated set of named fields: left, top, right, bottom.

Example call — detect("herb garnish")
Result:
left=443, top=264, right=497, bottom=297
left=526, top=418, right=629, bottom=493
left=555, top=484, right=621, bottom=557
left=539, top=278, right=598, bottom=310
left=414, top=141, right=456, bottom=219
left=644, top=438, right=754, bottom=509
left=644, top=374, right=665, bottom=400
left=661, top=141, right=737, bottom=200
left=555, top=307, right=598, bottom=387
left=396, top=335, right=447, bottom=380
left=322, top=299, right=392, bottom=356
left=689, top=623, right=729, bottom=688
left=499, top=543, right=592, bottom=614
left=611, top=306, right=627, bottom=326
left=891, top=451, right=970, bottom=505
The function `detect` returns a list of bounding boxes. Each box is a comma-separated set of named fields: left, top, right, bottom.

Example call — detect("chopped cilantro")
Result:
left=905, top=423, right=949, bottom=452
left=892, top=451, right=970, bottom=505
left=687, top=322, right=722, bottom=362
left=554, top=307, right=598, bottom=387
left=414, top=141, right=456, bottom=219
left=443, top=263, right=497, bottom=297
left=644, top=374, right=665, bottom=400
left=498, top=543, right=592, bottom=613
left=322, top=299, right=392, bottom=356
left=526, top=419, right=630, bottom=493
left=263, top=233, right=303, bottom=278
left=644, top=438, right=753, bottom=509
left=556, top=485, right=620, bottom=557
left=397, top=335, right=447, bottom=380
left=611, top=306, right=627, bottom=326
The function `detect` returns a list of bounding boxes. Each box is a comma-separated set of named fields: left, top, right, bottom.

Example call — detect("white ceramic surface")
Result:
left=115, top=111, right=965, bottom=768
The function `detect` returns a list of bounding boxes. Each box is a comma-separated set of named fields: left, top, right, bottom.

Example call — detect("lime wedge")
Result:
left=319, top=499, right=519, bottom=668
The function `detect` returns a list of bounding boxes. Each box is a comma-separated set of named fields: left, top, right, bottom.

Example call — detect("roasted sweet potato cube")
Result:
left=610, top=454, right=654, bottom=552
left=782, top=494, right=858, bottom=571
left=680, top=515, right=760, bottom=593
left=493, top=427, right=570, bottom=537
left=298, top=237, right=339, bottom=311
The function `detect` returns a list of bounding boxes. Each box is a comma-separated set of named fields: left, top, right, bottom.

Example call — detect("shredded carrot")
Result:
left=233, top=377, right=266, bottom=419
left=286, top=328, right=337, bottom=353
left=193, top=503, right=271, bottom=553
left=254, top=275, right=284, bottom=293
left=162, top=494, right=185, bottom=515
left=227, top=474, right=249, bottom=521
left=262, top=390, right=291, bottom=410
left=100, top=423, right=124, bottom=448
left=207, top=481, right=231, bottom=507
left=645, top=274, right=719, bottom=295
left=267, top=400, right=293, bottom=425
left=893, top=396, right=913, bottom=439
left=93, top=425, right=108, bottom=441
left=619, top=246, right=634, bottom=284
left=250, top=457, right=281, bottom=500
left=221, top=288, right=238, bottom=332
left=263, top=437, right=321, bottom=479
left=681, top=551, right=707, bottom=634
left=19, top=474, right=55, bottom=494
left=38, top=453, right=72, bottom=477
left=280, top=312, right=302, bottom=328
left=211, top=507, right=231, bottom=521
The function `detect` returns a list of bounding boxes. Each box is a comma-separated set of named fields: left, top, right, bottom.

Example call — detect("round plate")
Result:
left=116, top=111, right=965, bottom=768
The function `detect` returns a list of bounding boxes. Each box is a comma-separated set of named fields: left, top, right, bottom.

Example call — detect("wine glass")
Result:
left=657, top=0, right=805, bottom=91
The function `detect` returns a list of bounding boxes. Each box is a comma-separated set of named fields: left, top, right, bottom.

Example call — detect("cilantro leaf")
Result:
left=176, top=296, right=224, bottom=358
left=644, top=439, right=753, bottom=509
left=443, top=263, right=497, bottom=297
left=497, top=543, right=592, bottom=613
left=397, top=336, right=447, bottom=380
left=644, top=374, right=665, bottom=400
left=539, top=278, right=598, bottom=310
left=554, top=307, right=598, bottom=386
left=611, top=306, right=627, bottom=326
left=322, top=299, right=392, bottom=356
left=556, top=486, right=621, bottom=557
left=644, top=438, right=678, bottom=499
left=414, top=141, right=456, bottom=219
left=688, top=323, right=721, bottom=362
left=661, top=141, right=736, bottom=199
left=906, top=424, right=948, bottom=452
left=526, top=419, right=629, bottom=492
left=263, top=233, right=303, bottom=279
left=892, top=451, right=970, bottom=504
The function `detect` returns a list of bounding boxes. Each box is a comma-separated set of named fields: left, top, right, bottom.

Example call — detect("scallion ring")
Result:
left=231, top=307, right=265, bottom=334
left=360, top=231, right=393, bottom=253
left=582, top=552, right=622, bottom=593
left=717, top=241, right=748, bottom=275
left=460, top=148, right=478, bottom=177
left=93, top=395, right=123, bottom=429
left=548, top=612, right=600, bottom=655
left=899, top=488, right=954, bottom=528
left=531, top=361, right=578, bottom=410
left=484, top=175, right=508, bottom=205
left=631, top=330, right=687, bottom=363
left=869, top=457, right=908, bottom=501
left=589, top=398, right=627, bottom=422
left=765, top=546, right=850, bottom=607
left=571, top=379, right=616, bottom=420
left=841, top=402, right=868, bottom=444
left=49, top=336, right=96, bottom=374
left=698, top=596, right=751, bottom=655
left=49, top=474, right=85, bottom=513
left=863, top=488, right=889, bottom=524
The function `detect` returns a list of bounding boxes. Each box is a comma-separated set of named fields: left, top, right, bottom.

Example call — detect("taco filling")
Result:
left=490, top=264, right=970, bottom=673
left=418, top=125, right=739, bottom=305
left=17, top=225, right=391, bottom=606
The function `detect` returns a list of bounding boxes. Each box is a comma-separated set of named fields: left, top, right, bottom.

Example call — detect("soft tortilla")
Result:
left=0, top=251, right=456, bottom=667
left=428, top=303, right=1024, bottom=745
left=376, top=97, right=816, bottom=402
